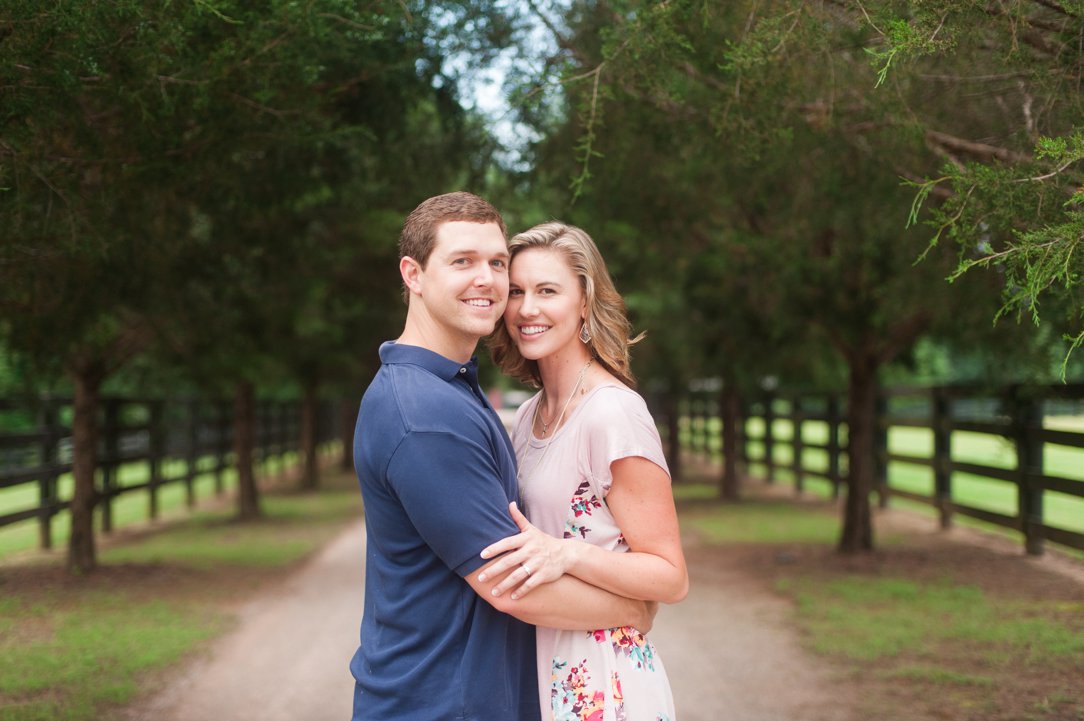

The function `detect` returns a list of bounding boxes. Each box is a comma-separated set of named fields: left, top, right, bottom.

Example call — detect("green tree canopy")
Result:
left=508, top=0, right=1051, bottom=551
left=0, top=0, right=513, bottom=570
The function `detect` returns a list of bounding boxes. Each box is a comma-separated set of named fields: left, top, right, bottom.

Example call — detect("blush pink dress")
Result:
left=511, top=384, right=676, bottom=721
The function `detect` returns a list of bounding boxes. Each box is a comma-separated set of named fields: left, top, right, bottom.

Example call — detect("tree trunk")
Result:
left=339, top=399, right=356, bottom=472
left=720, top=380, right=742, bottom=501
left=299, top=380, right=319, bottom=490
left=68, top=364, right=104, bottom=573
left=839, top=355, right=878, bottom=553
left=234, top=380, right=261, bottom=520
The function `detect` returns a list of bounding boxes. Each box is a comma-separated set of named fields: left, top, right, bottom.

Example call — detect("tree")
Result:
left=1, top=1, right=214, bottom=571
left=512, top=0, right=1023, bottom=551
left=0, top=0, right=512, bottom=568
left=853, top=1, right=1084, bottom=364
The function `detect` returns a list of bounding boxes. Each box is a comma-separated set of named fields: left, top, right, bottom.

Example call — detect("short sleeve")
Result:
left=386, top=430, right=520, bottom=577
left=583, top=387, right=670, bottom=496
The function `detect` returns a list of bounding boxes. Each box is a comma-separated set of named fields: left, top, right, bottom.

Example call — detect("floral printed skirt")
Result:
left=539, top=625, right=675, bottom=721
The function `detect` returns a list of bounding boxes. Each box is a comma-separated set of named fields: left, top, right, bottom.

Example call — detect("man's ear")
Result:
left=400, top=256, right=423, bottom=297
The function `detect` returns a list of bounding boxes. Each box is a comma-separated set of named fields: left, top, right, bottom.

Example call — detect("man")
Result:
left=351, top=192, right=654, bottom=720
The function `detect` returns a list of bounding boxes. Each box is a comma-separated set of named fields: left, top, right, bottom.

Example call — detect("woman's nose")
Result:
left=518, top=293, right=539, bottom=317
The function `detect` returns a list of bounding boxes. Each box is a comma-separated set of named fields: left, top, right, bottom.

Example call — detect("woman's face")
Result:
left=504, top=247, right=586, bottom=362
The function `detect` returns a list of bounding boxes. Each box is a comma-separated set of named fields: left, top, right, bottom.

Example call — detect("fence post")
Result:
left=738, top=400, right=749, bottom=472
left=37, top=399, right=60, bottom=550
left=340, top=399, right=356, bottom=471
left=763, top=391, right=776, bottom=483
left=267, top=400, right=276, bottom=475
left=826, top=394, right=841, bottom=499
left=720, top=382, right=742, bottom=500
left=282, top=400, right=292, bottom=470
left=792, top=395, right=805, bottom=495
left=216, top=400, right=229, bottom=495
left=688, top=394, right=697, bottom=456
left=253, top=399, right=265, bottom=476
left=148, top=400, right=164, bottom=521
left=932, top=388, right=953, bottom=529
left=283, top=400, right=291, bottom=472
left=667, top=393, right=683, bottom=483
left=707, top=393, right=719, bottom=463
left=1013, top=387, right=1044, bottom=556
left=186, top=399, right=198, bottom=509
left=702, top=394, right=712, bottom=458
left=100, top=399, right=119, bottom=533
left=688, top=395, right=699, bottom=456
left=875, top=392, right=889, bottom=509
left=700, top=394, right=711, bottom=458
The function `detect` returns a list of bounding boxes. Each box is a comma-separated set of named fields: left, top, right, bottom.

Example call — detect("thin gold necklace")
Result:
left=517, top=358, right=593, bottom=487
left=537, top=394, right=555, bottom=437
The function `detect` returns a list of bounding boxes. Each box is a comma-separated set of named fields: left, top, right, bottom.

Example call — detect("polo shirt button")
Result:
left=459, top=367, right=467, bottom=374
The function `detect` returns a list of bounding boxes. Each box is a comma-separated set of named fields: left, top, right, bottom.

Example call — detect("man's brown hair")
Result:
left=398, top=192, right=507, bottom=304
left=399, top=191, right=506, bottom=266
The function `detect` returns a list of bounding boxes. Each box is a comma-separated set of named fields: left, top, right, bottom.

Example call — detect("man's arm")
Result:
left=465, top=558, right=656, bottom=632
left=386, top=429, right=654, bottom=631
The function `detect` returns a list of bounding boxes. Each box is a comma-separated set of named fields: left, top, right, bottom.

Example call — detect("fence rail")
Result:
left=0, top=395, right=342, bottom=550
left=677, top=383, right=1084, bottom=556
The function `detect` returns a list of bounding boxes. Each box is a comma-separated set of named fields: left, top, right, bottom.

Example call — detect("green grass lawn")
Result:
left=783, top=573, right=1084, bottom=719
left=679, top=491, right=1084, bottom=721
left=677, top=492, right=844, bottom=545
left=783, top=575, right=1084, bottom=662
left=0, top=469, right=361, bottom=721
left=0, top=595, right=224, bottom=721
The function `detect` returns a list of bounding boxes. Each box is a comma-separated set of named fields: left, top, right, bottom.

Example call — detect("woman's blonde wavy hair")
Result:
left=490, top=221, right=642, bottom=389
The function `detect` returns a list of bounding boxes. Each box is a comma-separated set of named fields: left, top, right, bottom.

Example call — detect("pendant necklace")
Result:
left=516, top=358, right=593, bottom=490
left=537, top=400, right=554, bottom=437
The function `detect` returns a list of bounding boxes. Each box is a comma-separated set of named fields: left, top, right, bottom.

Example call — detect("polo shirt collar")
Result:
left=379, top=341, right=478, bottom=382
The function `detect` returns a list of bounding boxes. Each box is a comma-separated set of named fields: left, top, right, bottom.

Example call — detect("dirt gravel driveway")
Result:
left=122, top=520, right=856, bottom=721
left=122, top=521, right=365, bottom=721
left=653, top=541, right=855, bottom=721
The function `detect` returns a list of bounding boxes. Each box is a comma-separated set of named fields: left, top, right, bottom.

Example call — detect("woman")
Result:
left=482, top=222, right=688, bottom=721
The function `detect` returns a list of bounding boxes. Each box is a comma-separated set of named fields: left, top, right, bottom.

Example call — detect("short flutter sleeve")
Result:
left=580, top=386, right=670, bottom=497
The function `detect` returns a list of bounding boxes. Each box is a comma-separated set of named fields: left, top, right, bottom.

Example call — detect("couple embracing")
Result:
left=351, top=192, right=688, bottom=721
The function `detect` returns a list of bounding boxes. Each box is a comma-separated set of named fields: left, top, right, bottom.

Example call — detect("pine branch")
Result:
left=925, top=129, right=1032, bottom=164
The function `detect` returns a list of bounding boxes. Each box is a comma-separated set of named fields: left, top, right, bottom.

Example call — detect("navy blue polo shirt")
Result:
left=351, top=342, right=540, bottom=721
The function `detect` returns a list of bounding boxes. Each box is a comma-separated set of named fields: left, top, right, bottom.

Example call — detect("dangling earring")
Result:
left=579, top=321, right=592, bottom=344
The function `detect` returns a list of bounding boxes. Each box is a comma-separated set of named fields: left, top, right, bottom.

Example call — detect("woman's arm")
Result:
left=466, top=558, right=658, bottom=633
left=479, top=456, right=688, bottom=604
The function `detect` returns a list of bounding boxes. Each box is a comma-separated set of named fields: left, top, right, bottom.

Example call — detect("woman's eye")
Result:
left=508, top=288, right=523, bottom=297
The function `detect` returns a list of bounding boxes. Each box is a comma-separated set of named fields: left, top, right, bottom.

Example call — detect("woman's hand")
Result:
left=478, top=502, right=576, bottom=599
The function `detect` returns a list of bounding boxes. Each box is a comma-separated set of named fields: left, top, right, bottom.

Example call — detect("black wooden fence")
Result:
left=0, top=396, right=343, bottom=551
left=677, top=383, right=1084, bottom=555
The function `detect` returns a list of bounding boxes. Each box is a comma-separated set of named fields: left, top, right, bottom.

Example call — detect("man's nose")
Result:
left=473, top=264, right=494, bottom=287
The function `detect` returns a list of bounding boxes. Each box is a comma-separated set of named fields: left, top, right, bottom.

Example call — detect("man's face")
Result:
left=410, top=220, right=509, bottom=350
